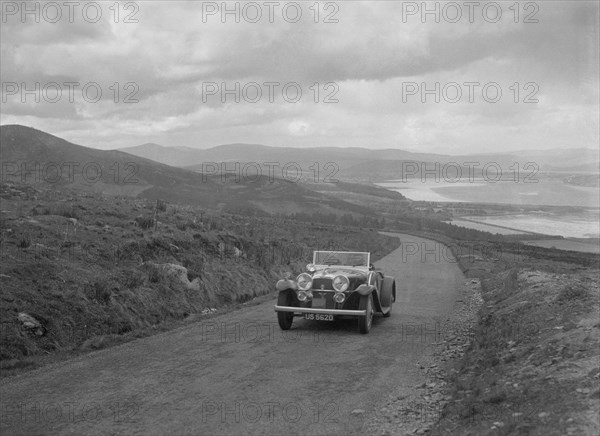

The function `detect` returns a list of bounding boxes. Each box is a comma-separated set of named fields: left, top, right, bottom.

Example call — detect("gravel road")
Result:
left=0, top=233, right=464, bottom=435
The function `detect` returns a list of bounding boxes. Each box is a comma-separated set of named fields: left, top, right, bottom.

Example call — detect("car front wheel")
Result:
left=277, top=311, right=293, bottom=330
left=358, top=293, right=374, bottom=334
left=277, top=291, right=294, bottom=330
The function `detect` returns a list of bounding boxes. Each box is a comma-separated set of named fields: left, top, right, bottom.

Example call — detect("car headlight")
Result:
left=297, top=290, right=308, bottom=302
left=296, top=273, right=313, bottom=291
left=333, top=292, right=346, bottom=303
left=332, top=275, right=349, bottom=292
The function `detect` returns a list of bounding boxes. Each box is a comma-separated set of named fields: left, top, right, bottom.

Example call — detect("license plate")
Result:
left=304, top=313, right=334, bottom=321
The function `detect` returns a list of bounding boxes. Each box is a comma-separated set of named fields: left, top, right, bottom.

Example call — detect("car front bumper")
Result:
left=274, top=306, right=367, bottom=316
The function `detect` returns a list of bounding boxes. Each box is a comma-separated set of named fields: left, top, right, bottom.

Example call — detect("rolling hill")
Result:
left=0, top=125, right=401, bottom=217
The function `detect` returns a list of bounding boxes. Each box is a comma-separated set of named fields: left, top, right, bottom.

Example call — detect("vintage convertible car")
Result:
left=274, top=251, right=395, bottom=334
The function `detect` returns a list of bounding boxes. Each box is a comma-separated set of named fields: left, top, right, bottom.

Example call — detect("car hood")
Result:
left=312, top=268, right=368, bottom=280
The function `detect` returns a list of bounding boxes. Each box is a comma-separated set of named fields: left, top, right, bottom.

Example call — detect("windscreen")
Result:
left=313, top=251, right=369, bottom=267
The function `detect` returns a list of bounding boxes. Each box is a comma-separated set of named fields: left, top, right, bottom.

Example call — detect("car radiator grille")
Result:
left=310, top=292, right=329, bottom=308
left=312, top=278, right=333, bottom=290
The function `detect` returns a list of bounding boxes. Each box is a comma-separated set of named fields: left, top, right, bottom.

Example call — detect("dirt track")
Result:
left=0, top=234, right=464, bottom=435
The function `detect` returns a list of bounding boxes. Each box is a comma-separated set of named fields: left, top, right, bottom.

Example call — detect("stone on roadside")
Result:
left=17, top=312, right=45, bottom=336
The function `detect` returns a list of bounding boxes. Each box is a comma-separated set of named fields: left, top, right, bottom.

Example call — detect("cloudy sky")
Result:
left=1, top=0, right=598, bottom=153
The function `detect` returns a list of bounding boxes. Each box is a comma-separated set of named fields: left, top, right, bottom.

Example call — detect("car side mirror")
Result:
left=369, top=263, right=375, bottom=271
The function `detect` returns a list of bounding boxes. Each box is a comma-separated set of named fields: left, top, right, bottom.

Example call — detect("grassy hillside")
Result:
left=427, top=240, right=600, bottom=436
left=0, top=182, right=401, bottom=370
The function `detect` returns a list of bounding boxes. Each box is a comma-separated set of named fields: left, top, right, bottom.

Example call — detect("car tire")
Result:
left=383, top=300, right=393, bottom=317
left=277, top=311, right=293, bottom=330
left=358, top=293, right=374, bottom=334
left=277, top=291, right=294, bottom=330
left=381, top=277, right=395, bottom=318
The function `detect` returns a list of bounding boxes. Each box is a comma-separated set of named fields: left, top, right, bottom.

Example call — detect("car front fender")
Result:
left=355, top=284, right=376, bottom=296
left=277, top=288, right=298, bottom=307
left=276, top=279, right=298, bottom=292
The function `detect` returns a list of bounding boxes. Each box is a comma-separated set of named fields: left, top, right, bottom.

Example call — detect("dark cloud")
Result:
left=0, top=1, right=597, bottom=153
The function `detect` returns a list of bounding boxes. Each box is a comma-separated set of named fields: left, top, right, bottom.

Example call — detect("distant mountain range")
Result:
left=0, top=125, right=403, bottom=217
left=2, top=124, right=596, bottom=216
left=119, top=142, right=600, bottom=181
left=119, top=142, right=452, bottom=174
